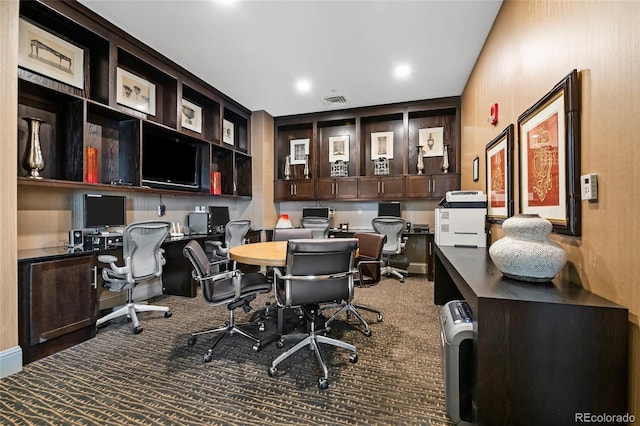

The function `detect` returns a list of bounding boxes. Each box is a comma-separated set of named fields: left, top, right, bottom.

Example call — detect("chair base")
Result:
left=324, top=302, right=382, bottom=337
left=96, top=301, right=171, bottom=334
left=268, top=329, right=357, bottom=390
left=381, top=264, right=408, bottom=282
left=268, top=307, right=357, bottom=390
left=188, top=309, right=265, bottom=361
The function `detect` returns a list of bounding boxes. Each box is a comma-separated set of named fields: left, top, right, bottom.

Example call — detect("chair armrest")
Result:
left=205, top=240, right=229, bottom=257
left=356, top=259, right=383, bottom=281
left=98, top=254, right=128, bottom=276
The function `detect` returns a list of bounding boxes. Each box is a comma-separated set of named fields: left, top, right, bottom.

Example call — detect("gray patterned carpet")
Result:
left=0, top=275, right=453, bottom=425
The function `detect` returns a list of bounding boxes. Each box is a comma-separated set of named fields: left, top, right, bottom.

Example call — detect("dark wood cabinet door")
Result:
left=29, top=256, right=97, bottom=346
left=274, top=179, right=315, bottom=200
left=334, top=178, right=358, bottom=199
left=315, top=178, right=335, bottom=200
left=405, top=176, right=430, bottom=198
left=357, top=177, right=380, bottom=199
left=379, top=177, right=404, bottom=199
left=431, top=174, right=460, bottom=198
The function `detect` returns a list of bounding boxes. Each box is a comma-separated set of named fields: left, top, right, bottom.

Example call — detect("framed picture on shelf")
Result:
left=290, top=138, right=310, bottom=164
left=181, top=99, right=202, bottom=133
left=485, top=124, right=514, bottom=223
left=328, top=135, right=349, bottom=163
left=518, top=69, right=580, bottom=236
left=472, top=156, right=480, bottom=182
left=116, top=67, right=156, bottom=116
left=371, top=131, right=394, bottom=160
left=223, top=119, right=234, bottom=145
left=419, top=127, right=444, bottom=157
left=18, top=18, right=85, bottom=89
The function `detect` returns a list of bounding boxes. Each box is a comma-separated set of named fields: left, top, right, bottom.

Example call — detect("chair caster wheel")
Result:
left=126, top=317, right=132, bottom=323
left=364, top=330, right=372, bottom=337
left=325, top=326, right=331, bottom=334
left=253, top=343, right=261, bottom=352
left=318, top=379, right=329, bottom=390
left=276, top=341, right=284, bottom=349
left=258, top=322, right=265, bottom=332
left=377, top=314, right=383, bottom=322
left=188, top=335, right=197, bottom=346
left=133, top=326, right=143, bottom=334
left=164, top=311, right=172, bottom=318
left=203, top=351, right=213, bottom=363
left=268, top=367, right=277, bottom=377
left=349, top=354, right=358, bottom=363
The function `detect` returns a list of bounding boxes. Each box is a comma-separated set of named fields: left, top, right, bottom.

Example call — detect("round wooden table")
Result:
left=229, top=241, right=288, bottom=267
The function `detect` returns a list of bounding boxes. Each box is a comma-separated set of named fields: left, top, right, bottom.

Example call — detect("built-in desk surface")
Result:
left=434, top=244, right=628, bottom=426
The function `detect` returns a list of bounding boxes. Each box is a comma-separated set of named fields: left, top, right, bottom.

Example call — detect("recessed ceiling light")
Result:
left=296, top=79, right=312, bottom=93
left=394, top=64, right=411, bottom=79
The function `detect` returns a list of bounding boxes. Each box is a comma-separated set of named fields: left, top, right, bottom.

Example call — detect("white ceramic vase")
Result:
left=489, top=214, right=567, bottom=282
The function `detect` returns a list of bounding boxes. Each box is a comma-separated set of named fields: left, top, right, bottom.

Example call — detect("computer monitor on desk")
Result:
left=209, top=206, right=230, bottom=234
left=84, top=194, right=126, bottom=234
left=302, top=207, right=330, bottom=219
left=377, top=201, right=402, bottom=218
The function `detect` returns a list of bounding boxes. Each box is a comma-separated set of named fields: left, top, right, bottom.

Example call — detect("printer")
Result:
left=435, top=191, right=487, bottom=248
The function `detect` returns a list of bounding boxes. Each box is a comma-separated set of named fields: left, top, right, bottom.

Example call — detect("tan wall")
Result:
left=0, top=0, right=19, bottom=367
left=462, top=0, right=639, bottom=414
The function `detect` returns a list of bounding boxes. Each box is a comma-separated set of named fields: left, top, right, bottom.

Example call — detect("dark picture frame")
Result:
left=485, top=124, right=515, bottom=223
left=517, top=69, right=580, bottom=236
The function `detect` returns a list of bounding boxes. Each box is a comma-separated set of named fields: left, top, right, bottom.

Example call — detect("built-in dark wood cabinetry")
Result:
left=273, top=98, right=460, bottom=201
left=17, top=0, right=252, bottom=199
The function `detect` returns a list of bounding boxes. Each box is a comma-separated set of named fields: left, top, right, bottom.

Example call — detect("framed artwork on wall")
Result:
left=486, top=124, right=514, bottom=223
left=419, top=127, right=444, bottom=157
left=290, top=138, right=310, bottom=164
left=116, top=67, right=156, bottom=116
left=328, top=135, right=349, bottom=163
left=371, top=131, right=394, bottom=160
left=181, top=99, right=202, bottom=133
left=472, top=156, right=480, bottom=182
left=223, top=119, right=234, bottom=145
left=18, top=18, right=85, bottom=89
left=517, top=69, right=580, bottom=236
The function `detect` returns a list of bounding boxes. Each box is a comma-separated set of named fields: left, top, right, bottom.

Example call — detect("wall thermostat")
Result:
left=581, top=173, right=598, bottom=201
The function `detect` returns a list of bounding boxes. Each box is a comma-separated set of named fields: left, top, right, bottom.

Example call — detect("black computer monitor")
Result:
left=209, top=206, right=230, bottom=229
left=302, top=207, right=330, bottom=218
left=84, top=194, right=127, bottom=232
left=377, top=201, right=402, bottom=218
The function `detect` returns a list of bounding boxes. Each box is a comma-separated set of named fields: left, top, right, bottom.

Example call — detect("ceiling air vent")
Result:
left=321, top=95, right=348, bottom=107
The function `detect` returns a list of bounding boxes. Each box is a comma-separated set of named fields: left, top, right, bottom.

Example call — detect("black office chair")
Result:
left=300, top=216, right=331, bottom=239
left=268, top=238, right=359, bottom=390
left=372, top=216, right=410, bottom=282
left=97, top=221, right=172, bottom=334
left=205, top=219, right=250, bottom=269
left=183, top=240, right=272, bottom=361
left=324, top=232, right=386, bottom=336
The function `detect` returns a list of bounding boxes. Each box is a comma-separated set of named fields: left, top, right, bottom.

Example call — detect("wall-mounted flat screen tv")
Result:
left=142, top=138, right=200, bottom=191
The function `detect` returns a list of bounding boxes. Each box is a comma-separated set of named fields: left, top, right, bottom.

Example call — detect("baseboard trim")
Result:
left=0, top=345, right=23, bottom=378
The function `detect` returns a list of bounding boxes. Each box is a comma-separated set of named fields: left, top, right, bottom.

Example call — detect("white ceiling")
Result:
left=78, top=0, right=502, bottom=117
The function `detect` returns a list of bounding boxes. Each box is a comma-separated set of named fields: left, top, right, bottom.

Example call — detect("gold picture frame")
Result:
left=485, top=124, right=514, bottom=223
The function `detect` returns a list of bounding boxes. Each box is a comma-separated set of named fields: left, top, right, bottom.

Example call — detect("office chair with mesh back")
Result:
left=205, top=219, right=251, bottom=269
left=372, top=216, right=410, bottom=282
left=324, top=232, right=386, bottom=336
left=183, top=240, right=272, bottom=360
left=97, top=221, right=172, bottom=334
left=300, top=216, right=331, bottom=239
left=268, top=238, right=359, bottom=390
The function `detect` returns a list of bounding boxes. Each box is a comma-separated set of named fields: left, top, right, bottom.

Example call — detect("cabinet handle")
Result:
left=294, top=184, right=297, bottom=196
left=91, top=266, right=97, bottom=289
left=290, top=184, right=294, bottom=196
left=428, top=179, right=432, bottom=193
left=432, top=180, right=436, bottom=193
left=335, top=182, right=338, bottom=195
left=332, top=182, right=335, bottom=195
left=381, top=181, right=385, bottom=193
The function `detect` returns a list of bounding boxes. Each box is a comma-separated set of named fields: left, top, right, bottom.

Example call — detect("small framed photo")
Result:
left=223, top=119, right=234, bottom=145
left=371, top=131, right=394, bottom=160
left=18, top=18, right=85, bottom=89
left=328, top=135, right=349, bottom=163
left=116, top=67, right=156, bottom=116
left=181, top=99, right=202, bottom=133
left=472, top=156, right=480, bottom=182
left=290, top=138, right=310, bottom=164
left=486, top=124, right=515, bottom=223
left=419, top=127, right=444, bottom=157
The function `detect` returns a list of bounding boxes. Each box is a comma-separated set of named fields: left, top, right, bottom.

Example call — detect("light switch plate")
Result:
left=581, top=173, right=598, bottom=201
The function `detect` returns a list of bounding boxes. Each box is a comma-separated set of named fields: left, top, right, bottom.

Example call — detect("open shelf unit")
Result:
left=273, top=98, right=461, bottom=201
left=16, top=0, right=252, bottom=199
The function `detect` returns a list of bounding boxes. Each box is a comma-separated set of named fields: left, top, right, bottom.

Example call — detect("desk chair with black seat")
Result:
left=372, top=216, right=410, bottom=282
left=300, top=216, right=331, bottom=239
left=205, top=219, right=250, bottom=270
left=324, top=232, right=386, bottom=336
left=183, top=240, right=272, bottom=361
left=268, top=238, right=359, bottom=390
left=97, top=221, right=172, bottom=334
